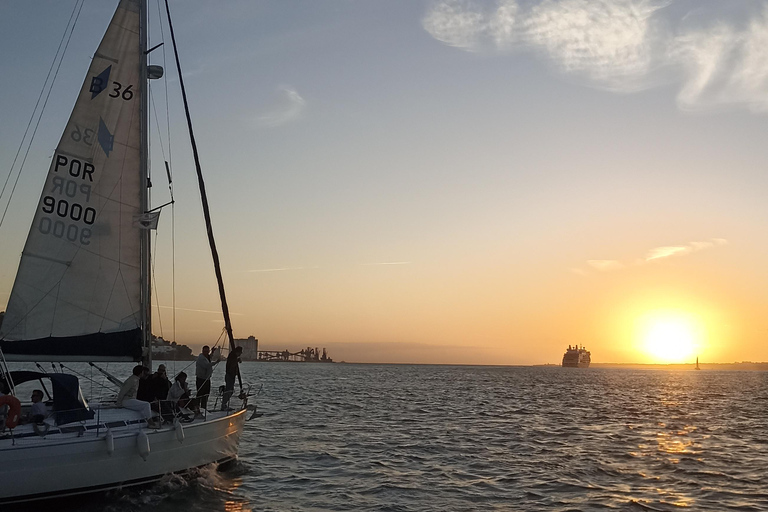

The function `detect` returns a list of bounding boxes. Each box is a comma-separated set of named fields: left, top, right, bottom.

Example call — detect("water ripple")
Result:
left=41, top=364, right=768, bottom=511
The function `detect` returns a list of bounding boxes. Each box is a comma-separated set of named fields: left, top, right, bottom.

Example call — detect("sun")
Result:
left=638, top=312, right=701, bottom=363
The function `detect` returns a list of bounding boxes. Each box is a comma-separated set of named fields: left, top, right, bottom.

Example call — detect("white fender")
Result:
left=105, top=429, right=115, bottom=456
left=137, top=431, right=150, bottom=461
left=175, top=420, right=185, bottom=443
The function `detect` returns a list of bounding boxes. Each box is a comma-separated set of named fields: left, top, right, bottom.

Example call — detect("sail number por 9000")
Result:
left=38, top=195, right=96, bottom=245
left=42, top=196, right=96, bottom=224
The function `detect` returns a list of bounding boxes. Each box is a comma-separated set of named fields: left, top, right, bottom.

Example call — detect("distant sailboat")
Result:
left=695, top=357, right=701, bottom=370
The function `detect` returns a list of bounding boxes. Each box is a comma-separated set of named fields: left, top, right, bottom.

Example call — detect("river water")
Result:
left=15, top=363, right=768, bottom=511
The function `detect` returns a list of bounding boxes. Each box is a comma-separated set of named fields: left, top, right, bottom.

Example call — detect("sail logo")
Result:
left=90, top=66, right=112, bottom=99
left=98, top=118, right=114, bottom=156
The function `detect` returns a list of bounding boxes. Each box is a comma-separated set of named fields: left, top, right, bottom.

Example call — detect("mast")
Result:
left=139, top=0, right=152, bottom=369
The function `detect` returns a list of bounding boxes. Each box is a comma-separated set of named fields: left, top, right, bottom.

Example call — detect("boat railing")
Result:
left=209, top=383, right=250, bottom=414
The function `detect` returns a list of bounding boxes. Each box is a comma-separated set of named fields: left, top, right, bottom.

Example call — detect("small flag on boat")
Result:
left=133, top=211, right=160, bottom=230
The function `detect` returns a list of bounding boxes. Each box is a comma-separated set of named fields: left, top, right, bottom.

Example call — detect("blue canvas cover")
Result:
left=6, top=371, right=95, bottom=425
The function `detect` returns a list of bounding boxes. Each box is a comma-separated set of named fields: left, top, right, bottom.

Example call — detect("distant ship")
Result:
left=562, top=345, right=591, bottom=368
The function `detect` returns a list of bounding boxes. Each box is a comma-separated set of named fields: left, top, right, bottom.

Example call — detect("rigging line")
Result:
left=172, top=327, right=226, bottom=383
left=0, top=349, right=15, bottom=392
left=0, top=0, right=86, bottom=229
left=211, top=327, right=226, bottom=352
left=146, top=101, right=170, bottom=344
left=149, top=88, right=169, bottom=163
left=172, top=201, right=177, bottom=348
left=0, top=0, right=83, bottom=216
left=151, top=229, right=165, bottom=340
left=60, top=364, right=115, bottom=390
left=156, top=0, right=177, bottom=349
left=164, top=0, right=242, bottom=392
left=99, top=363, right=109, bottom=401
left=156, top=0, right=173, bottom=190
left=33, top=364, right=53, bottom=399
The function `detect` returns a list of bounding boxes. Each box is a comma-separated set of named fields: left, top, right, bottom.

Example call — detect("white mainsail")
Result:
left=1, top=0, right=144, bottom=360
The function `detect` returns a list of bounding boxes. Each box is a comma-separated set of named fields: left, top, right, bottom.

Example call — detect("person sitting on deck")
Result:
left=151, top=364, right=172, bottom=400
left=168, top=372, right=199, bottom=419
left=140, top=364, right=173, bottom=418
left=139, top=365, right=171, bottom=404
left=116, top=365, right=157, bottom=426
left=23, top=389, right=47, bottom=424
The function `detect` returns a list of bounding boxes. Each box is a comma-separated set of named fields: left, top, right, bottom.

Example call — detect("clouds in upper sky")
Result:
left=258, top=86, right=306, bottom=127
left=572, top=238, right=727, bottom=275
left=423, top=0, right=768, bottom=111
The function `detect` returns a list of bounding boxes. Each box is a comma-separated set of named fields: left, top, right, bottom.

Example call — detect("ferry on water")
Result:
left=562, top=345, right=591, bottom=368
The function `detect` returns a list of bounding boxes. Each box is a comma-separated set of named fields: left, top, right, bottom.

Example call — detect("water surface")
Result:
left=17, top=363, right=768, bottom=511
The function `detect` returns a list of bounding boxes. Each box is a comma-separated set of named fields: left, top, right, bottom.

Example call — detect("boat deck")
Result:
left=1, top=405, right=238, bottom=446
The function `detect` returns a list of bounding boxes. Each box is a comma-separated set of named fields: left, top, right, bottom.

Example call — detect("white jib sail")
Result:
left=1, top=0, right=143, bottom=348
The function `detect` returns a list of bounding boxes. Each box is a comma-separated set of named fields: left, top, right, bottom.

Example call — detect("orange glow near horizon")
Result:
left=636, top=311, right=704, bottom=363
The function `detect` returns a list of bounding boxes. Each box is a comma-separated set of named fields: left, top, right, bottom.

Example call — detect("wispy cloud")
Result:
left=644, top=238, right=728, bottom=262
left=422, top=0, right=490, bottom=50
left=523, top=0, right=661, bottom=89
left=258, top=86, right=306, bottom=127
left=155, top=305, right=244, bottom=316
left=360, top=261, right=413, bottom=266
left=669, top=9, right=768, bottom=111
left=644, top=245, right=689, bottom=261
left=423, top=1, right=768, bottom=111
left=248, top=266, right=314, bottom=273
left=587, top=259, right=624, bottom=271
left=574, top=238, right=727, bottom=274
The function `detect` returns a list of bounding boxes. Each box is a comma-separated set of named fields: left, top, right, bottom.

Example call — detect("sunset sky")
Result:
left=1, top=0, right=768, bottom=365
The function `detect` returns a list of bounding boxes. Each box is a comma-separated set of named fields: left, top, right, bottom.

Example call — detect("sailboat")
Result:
left=0, top=0, right=249, bottom=503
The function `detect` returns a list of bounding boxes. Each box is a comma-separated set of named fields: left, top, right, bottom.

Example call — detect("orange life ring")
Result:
left=0, top=394, right=22, bottom=429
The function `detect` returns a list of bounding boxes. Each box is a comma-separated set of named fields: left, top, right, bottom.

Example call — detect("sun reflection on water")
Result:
left=628, top=418, right=702, bottom=508
left=656, top=424, right=698, bottom=459
left=224, top=499, right=252, bottom=512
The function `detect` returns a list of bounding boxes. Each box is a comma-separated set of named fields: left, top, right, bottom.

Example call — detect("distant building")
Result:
left=151, top=336, right=194, bottom=360
left=235, top=335, right=259, bottom=361
left=230, top=335, right=333, bottom=363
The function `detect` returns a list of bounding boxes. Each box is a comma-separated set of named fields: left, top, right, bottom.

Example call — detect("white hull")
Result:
left=0, top=409, right=246, bottom=504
